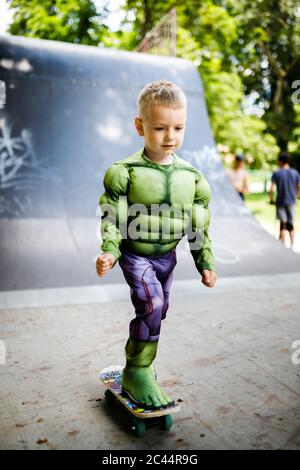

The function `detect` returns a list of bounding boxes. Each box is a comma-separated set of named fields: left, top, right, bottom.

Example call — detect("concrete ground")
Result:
left=1, top=273, right=300, bottom=450
left=260, top=221, right=300, bottom=255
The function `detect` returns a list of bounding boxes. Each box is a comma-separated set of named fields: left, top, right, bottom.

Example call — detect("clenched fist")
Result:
left=201, top=269, right=217, bottom=288
left=96, top=253, right=116, bottom=277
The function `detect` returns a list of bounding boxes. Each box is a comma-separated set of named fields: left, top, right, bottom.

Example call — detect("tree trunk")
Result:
left=141, top=0, right=152, bottom=39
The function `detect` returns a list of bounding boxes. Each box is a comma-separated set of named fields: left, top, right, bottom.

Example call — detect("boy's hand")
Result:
left=201, top=270, right=217, bottom=288
left=96, top=253, right=116, bottom=277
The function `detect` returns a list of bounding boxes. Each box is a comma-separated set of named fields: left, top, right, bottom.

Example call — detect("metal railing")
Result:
left=135, top=8, right=177, bottom=57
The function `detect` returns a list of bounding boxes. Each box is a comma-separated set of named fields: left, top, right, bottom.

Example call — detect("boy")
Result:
left=269, top=151, right=300, bottom=248
left=96, top=80, right=217, bottom=409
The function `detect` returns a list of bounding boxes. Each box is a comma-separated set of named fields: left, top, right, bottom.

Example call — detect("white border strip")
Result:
left=1, top=272, right=300, bottom=310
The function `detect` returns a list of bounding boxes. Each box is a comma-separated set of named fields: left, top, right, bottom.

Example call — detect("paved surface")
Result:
left=1, top=274, right=300, bottom=450
left=1, top=271, right=300, bottom=310
left=260, top=221, right=300, bottom=254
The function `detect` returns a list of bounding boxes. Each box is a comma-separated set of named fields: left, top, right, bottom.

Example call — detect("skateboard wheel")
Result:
left=104, top=389, right=115, bottom=404
left=131, top=418, right=146, bottom=437
left=161, top=414, right=172, bottom=431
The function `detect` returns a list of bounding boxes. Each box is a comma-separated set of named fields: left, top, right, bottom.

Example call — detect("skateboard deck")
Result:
left=100, top=365, right=180, bottom=436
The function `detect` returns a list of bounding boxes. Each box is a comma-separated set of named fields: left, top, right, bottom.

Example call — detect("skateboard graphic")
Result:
left=100, top=365, right=180, bottom=437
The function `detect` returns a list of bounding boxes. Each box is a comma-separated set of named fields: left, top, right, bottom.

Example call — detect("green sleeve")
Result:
left=99, top=163, right=129, bottom=262
left=188, top=171, right=216, bottom=273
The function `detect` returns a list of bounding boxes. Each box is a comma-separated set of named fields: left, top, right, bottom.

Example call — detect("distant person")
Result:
left=269, top=152, right=300, bottom=248
left=227, top=153, right=249, bottom=200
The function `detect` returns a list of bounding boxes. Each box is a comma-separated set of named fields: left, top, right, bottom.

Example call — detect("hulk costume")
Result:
left=99, top=147, right=215, bottom=409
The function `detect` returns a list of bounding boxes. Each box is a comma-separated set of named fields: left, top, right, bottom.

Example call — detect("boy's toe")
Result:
left=162, top=391, right=174, bottom=405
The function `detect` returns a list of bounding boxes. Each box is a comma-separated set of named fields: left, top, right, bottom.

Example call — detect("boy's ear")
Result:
left=135, top=117, right=144, bottom=136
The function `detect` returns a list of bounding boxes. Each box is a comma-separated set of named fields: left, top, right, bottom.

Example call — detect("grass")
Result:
left=244, top=192, right=300, bottom=232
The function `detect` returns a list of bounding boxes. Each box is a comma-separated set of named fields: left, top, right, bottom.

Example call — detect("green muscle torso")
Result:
left=99, top=147, right=215, bottom=273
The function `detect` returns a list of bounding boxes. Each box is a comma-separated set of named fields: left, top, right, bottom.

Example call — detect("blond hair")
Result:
left=137, top=80, right=187, bottom=120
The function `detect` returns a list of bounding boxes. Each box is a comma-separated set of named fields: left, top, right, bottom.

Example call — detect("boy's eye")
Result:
left=154, top=127, right=183, bottom=131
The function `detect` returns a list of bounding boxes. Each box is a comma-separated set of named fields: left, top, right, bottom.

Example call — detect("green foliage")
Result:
left=101, top=29, right=138, bottom=51
left=289, top=104, right=300, bottom=153
left=176, top=11, right=279, bottom=168
left=181, top=1, right=237, bottom=57
left=122, top=0, right=175, bottom=41
left=228, top=0, right=300, bottom=150
left=8, top=0, right=109, bottom=44
left=202, top=69, right=279, bottom=168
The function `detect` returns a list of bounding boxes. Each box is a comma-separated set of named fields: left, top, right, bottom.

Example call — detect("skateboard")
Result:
left=100, top=365, right=180, bottom=437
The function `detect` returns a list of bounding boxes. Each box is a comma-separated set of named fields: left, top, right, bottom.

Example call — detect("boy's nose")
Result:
left=165, top=129, right=175, bottom=141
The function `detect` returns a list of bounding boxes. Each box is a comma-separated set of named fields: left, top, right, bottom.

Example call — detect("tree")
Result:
left=7, top=0, right=296, bottom=163
left=228, top=0, right=300, bottom=150
left=108, top=0, right=280, bottom=166
left=176, top=25, right=279, bottom=168
left=122, top=0, right=178, bottom=43
left=8, top=0, right=109, bottom=45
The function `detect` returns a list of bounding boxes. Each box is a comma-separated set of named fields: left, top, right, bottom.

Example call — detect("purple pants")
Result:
left=119, top=249, right=177, bottom=342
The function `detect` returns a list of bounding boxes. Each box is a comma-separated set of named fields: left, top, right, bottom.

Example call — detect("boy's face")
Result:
left=135, top=104, right=186, bottom=158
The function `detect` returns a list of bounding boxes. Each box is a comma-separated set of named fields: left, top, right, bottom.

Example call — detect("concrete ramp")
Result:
left=0, top=35, right=299, bottom=292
